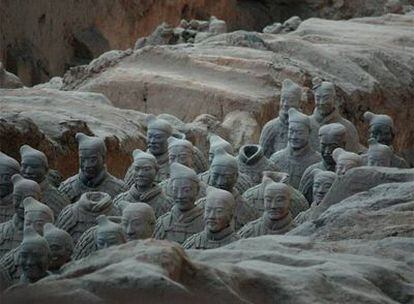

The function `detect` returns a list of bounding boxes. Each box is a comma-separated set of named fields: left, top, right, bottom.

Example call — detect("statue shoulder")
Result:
left=182, top=232, right=200, bottom=249
left=72, top=226, right=98, bottom=260
left=56, top=203, right=78, bottom=232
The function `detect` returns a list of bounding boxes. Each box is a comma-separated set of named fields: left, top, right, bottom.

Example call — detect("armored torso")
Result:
left=238, top=214, right=295, bottom=238
left=113, top=183, right=172, bottom=218
left=259, top=116, right=289, bottom=158
left=0, top=194, right=14, bottom=224
left=182, top=227, right=240, bottom=250
left=40, top=179, right=69, bottom=217
left=0, top=215, right=23, bottom=257
left=56, top=193, right=115, bottom=244
left=270, top=145, right=321, bottom=189
left=154, top=205, right=204, bottom=245
left=59, top=170, right=126, bottom=204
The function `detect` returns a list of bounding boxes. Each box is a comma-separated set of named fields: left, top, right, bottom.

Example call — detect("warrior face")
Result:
left=369, top=124, right=394, bottom=147
left=46, top=237, right=72, bottom=271
left=122, top=210, right=155, bottom=241
left=315, top=89, right=336, bottom=117
left=210, top=165, right=238, bottom=192
left=24, top=211, right=52, bottom=236
left=79, top=149, right=105, bottom=180
left=147, top=129, right=170, bottom=156
left=204, top=197, right=232, bottom=233
left=133, top=159, right=157, bottom=188
left=18, top=242, right=49, bottom=283
left=171, top=178, right=199, bottom=212
left=313, top=177, right=334, bottom=205
left=21, top=157, right=47, bottom=184
left=168, top=146, right=193, bottom=168
left=264, top=187, right=290, bottom=221
left=288, top=122, right=309, bottom=150
left=335, top=159, right=359, bottom=177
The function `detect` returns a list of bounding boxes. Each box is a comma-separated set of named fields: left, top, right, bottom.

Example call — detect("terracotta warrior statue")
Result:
left=310, top=81, right=361, bottom=153
left=183, top=187, right=239, bottom=249
left=17, top=226, right=51, bottom=285
left=238, top=179, right=295, bottom=238
left=236, top=144, right=279, bottom=186
left=113, top=149, right=171, bottom=218
left=200, top=134, right=252, bottom=195
left=20, top=145, right=69, bottom=217
left=363, top=111, right=408, bottom=168
left=43, top=223, right=74, bottom=273
left=159, top=137, right=207, bottom=202
left=120, top=201, right=156, bottom=241
left=22, top=197, right=54, bottom=236
left=154, top=163, right=204, bottom=244
left=0, top=152, right=20, bottom=223
left=0, top=174, right=41, bottom=257
left=295, top=169, right=336, bottom=225
left=72, top=215, right=126, bottom=260
left=332, top=148, right=363, bottom=177
left=260, top=78, right=303, bottom=157
left=56, top=191, right=115, bottom=244
left=367, top=139, right=393, bottom=167
left=299, top=123, right=346, bottom=203
left=197, top=148, right=259, bottom=231
left=125, top=115, right=173, bottom=186
left=270, top=108, right=321, bottom=189
left=59, top=133, right=126, bottom=203
left=242, top=171, right=308, bottom=219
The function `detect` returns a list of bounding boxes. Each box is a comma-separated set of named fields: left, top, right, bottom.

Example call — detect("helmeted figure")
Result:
left=183, top=187, right=239, bottom=249
left=299, top=123, right=346, bottom=203
left=159, top=137, right=208, bottom=202
left=17, top=227, right=51, bottom=285
left=43, top=223, right=74, bottom=273
left=295, top=170, right=336, bottom=225
left=56, top=191, right=115, bottom=244
left=238, top=179, right=295, bottom=238
left=154, top=163, right=204, bottom=244
left=0, top=152, right=20, bottom=223
left=120, top=201, right=156, bottom=241
left=125, top=115, right=173, bottom=185
left=72, top=215, right=126, bottom=260
left=23, top=197, right=54, bottom=236
left=332, top=148, right=363, bottom=177
left=242, top=171, right=308, bottom=219
left=113, top=149, right=171, bottom=218
left=363, top=111, right=408, bottom=168
left=260, top=79, right=303, bottom=157
left=367, top=139, right=393, bottom=167
left=309, top=81, right=361, bottom=153
left=200, top=134, right=252, bottom=195
left=197, top=148, right=259, bottom=231
left=270, top=108, right=321, bottom=189
left=236, top=144, right=279, bottom=186
left=20, top=145, right=69, bottom=217
left=59, top=133, right=126, bottom=203
left=0, top=175, right=41, bottom=257
left=170, top=131, right=208, bottom=174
